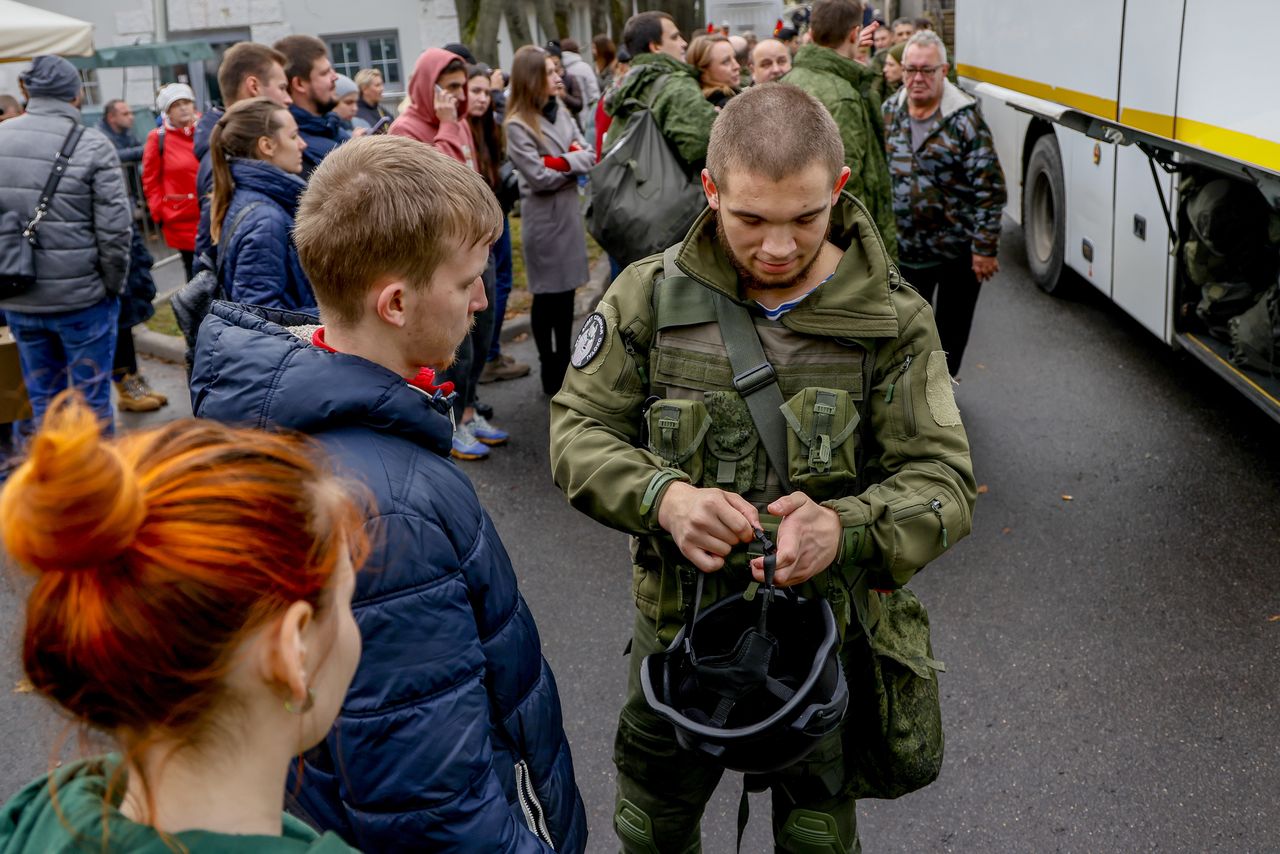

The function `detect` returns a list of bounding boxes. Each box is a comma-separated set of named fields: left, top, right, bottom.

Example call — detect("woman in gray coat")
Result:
left=505, top=46, right=595, bottom=394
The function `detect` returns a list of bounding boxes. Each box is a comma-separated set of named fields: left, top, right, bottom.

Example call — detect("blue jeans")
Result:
left=487, top=215, right=514, bottom=362
left=8, top=297, right=120, bottom=439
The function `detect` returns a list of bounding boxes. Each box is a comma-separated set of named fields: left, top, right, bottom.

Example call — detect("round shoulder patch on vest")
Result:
left=571, top=312, right=608, bottom=369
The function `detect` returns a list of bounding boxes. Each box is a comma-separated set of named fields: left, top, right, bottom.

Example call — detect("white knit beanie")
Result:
left=155, top=82, right=196, bottom=115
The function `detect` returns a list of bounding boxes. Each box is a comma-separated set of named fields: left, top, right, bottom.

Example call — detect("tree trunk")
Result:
left=590, top=0, right=610, bottom=39
left=610, top=0, right=628, bottom=44
left=505, top=1, right=535, bottom=53
left=532, top=0, right=559, bottom=42
left=455, top=0, right=479, bottom=44
left=471, top=0, right=505, bottom=64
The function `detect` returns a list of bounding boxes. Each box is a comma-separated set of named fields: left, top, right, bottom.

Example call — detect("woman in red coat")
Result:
left=142, top=83, right=201, bottom=279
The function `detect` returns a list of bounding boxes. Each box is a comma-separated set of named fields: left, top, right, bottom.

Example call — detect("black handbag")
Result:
left=496, top=161, right=520, bottom=214
left=0, top=120, right=85, bottom=299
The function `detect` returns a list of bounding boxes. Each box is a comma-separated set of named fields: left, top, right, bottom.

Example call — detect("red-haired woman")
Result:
left=0, top=393, right=368, bottom=852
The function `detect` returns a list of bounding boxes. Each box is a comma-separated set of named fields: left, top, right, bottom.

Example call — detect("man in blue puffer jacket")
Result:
left=190, top=135, right=586, bottom=851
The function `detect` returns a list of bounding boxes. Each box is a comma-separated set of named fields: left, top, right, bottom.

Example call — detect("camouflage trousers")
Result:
left=614, top=612, right=862, bottom=854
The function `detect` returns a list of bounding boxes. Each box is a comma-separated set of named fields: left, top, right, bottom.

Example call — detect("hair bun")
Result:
left=0, top=395, right=146, bottom=574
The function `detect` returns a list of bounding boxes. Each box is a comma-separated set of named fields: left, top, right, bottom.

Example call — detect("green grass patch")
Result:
left=146, top=300, right=181, bottom=337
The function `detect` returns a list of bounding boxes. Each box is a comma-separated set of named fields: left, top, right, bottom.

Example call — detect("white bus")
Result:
left=956, top=0, right=1280, bottom=421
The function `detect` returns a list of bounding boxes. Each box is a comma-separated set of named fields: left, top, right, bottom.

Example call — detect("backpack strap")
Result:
left=661, top=245, right=795, bottom=494
left=23, top=120, right=84, bottom=238
left=215, top=201, right=266, bottom=277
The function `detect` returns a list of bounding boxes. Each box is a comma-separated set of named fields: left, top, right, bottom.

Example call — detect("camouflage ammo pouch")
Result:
left=780, top=387, right=861, bottom=495
left=703, top=390, right=763, bottom=494
left=842, top=584, right=946, bottom=800
left=645, top=398, right=710, bottom=486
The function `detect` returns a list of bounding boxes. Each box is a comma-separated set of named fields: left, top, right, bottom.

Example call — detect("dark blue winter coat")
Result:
left=290, top=104, right=345, bottom=179
left=189, top=302, right=588, bottom=854
left=192, top=107, right=221, bottom=272
left=217, top=159, right=316, bottom=313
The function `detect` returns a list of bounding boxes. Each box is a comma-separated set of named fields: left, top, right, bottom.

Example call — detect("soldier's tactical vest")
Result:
left=633, top=267, right=880, bottom=642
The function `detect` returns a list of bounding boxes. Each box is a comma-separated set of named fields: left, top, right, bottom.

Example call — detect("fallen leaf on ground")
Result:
left=14, top=679, right=34, bottom=694
left=1061, top=495, right=1073, bottom=501
left=977, top=484, right=989, bottom=494
left=1001, top=527, right=1012, bottom=535
left=976, top=363, right=986, bottom=370
left=1267, top=614, right=1280, bottom=622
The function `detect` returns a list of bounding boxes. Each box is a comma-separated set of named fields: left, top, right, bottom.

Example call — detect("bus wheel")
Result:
left=1024, top=134, right=1066, bottom=294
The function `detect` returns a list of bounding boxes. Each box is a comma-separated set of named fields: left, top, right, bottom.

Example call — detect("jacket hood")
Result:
left=887, top=79, right=974, bottom=121
left=0, top=756, right=349, bottom=853
left=229, top=158, right=307, bottom=214
left=190, top=302, right=454, bottom=457
left=791, top=43, right=876, bottom=89
left=609, top=52, right=696, bottom=114
left=406, top=48, right=470, bottom=128
left=672, top=191, right=900, bottom=339
left=194, top=107, right=222, bottom=161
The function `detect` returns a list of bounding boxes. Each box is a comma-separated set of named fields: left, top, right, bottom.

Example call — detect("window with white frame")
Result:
left=324, top=32, right=404, bottom=91
left=78, top=68, right=101, bottom=106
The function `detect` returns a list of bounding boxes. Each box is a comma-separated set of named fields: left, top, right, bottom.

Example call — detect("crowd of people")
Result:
left=0, top=1, right=994, bottom=851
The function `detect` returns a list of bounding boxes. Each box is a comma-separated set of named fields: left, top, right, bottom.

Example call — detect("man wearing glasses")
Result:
left=785, top=0, right=897, bottom=258
left=883, top=30, right=1006, bottom=378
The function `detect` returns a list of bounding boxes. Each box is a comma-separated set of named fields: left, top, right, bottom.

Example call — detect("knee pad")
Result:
left=777, top=808, right=847, bottom=854
left=614, top=798, right=661, bottom=854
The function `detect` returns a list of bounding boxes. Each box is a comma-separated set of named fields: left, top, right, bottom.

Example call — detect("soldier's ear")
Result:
left=831, top=166, right=851, bottom=201
left=702, top=169, right=721, bottom=210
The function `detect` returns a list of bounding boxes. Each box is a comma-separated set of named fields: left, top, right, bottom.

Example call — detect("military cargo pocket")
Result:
left=702, top=390, right=761, bottom=493
left=645, top=398, right=710, bottom=485
left=780, top=387, right=861, bottom=495
left=887, top=493, right=951, bottom=579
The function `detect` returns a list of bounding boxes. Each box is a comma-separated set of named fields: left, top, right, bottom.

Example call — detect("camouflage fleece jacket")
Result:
left=883, top=81, right=1007, bottom=262
left=603, top=52, right=718, bottom=169
left=784, top=44, right=897, bottom=260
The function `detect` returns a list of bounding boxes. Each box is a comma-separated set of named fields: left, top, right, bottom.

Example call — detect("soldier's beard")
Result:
left=714, top=213, right=824, bottom=292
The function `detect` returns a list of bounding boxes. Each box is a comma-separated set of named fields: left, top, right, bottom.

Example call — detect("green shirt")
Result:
left=0, top=756, right=357, bottom=853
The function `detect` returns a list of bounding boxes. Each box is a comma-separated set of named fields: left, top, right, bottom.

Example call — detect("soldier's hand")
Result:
left=972, top=253, right=1000, bottom=282
left=657, top=482, right=760, bottom=573
left=750, top=493, right=841, bottom=587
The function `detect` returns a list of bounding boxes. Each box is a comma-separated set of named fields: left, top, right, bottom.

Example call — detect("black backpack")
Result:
left=586, top=75, right=706, bottom=267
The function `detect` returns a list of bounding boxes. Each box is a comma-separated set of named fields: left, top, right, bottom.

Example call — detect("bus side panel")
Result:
left=1060, top=128, right=1116, bottom=295
left=969, top=87, right=1030, bottom=225
left=1177, top=0, right=1279, bottom=175
left=954, top=0, right=1123, bottom=117
left=1111, top=0, right=1186, bottom=342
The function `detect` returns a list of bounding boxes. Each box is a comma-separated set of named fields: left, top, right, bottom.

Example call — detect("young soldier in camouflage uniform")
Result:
left=785, top=0, right=898, bottom=260
left=550, top=84, right=976, bottom=853
left=603, top=11, right=719, bottom=167
left=883, top=30, right=1007, bottom=376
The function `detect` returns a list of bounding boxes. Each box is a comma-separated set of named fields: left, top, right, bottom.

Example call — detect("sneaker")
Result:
left=468, top=414, right=509, bottom=446
left=132, top=373, right=168, bottom=406
left=479, top=353, right=532, bottom=383
left=115, top=373, right=162, bottom=412
left=450, top=421, right=490, bottom=460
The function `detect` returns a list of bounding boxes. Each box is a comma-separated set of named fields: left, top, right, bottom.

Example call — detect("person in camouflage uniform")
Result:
left=550, top=84, right=975, bottom=853
left=603, top=11, right=719, bottom=168
left=884, top=30, right=1006, bottom=376
left=784, top=0, right=898, bottom=260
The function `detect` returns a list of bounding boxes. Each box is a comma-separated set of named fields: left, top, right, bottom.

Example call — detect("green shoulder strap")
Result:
left=662, top=246, right=794, bottom=494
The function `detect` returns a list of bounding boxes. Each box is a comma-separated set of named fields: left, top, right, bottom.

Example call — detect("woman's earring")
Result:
left=284, top=688, right=315, bottom=715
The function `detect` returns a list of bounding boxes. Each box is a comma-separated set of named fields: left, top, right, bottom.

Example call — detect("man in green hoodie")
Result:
left=785, top=0, right=898, bottom=259
left=603, top=10, right=719, bottom=169
left=551, top=83, right=975, bottom=853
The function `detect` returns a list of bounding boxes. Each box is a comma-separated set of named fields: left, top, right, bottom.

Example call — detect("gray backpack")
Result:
left=586, top=75, right=706, bottom=267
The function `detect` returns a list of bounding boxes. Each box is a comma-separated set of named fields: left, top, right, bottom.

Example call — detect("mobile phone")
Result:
left=370, top=116, right=392, bottom=135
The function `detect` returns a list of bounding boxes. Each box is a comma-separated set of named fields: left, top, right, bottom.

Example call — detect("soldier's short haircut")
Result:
left=623, top=11, right=675, bottom=57
left=294, top=136, right=503, bottom=326
left=891, top=17, right=914, bottom=30
left=810, top=0, right=865, bottom=48
left=273, top=35, right=329, bottom=89
left=217, top=43, right=287, bottom=105
left=706, top=84, right=844, bottom=191
left=905, top=30, right=948, bottom=66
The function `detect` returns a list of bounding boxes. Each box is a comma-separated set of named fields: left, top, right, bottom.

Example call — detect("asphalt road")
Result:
left=2, top=224, right=1278, bottom=852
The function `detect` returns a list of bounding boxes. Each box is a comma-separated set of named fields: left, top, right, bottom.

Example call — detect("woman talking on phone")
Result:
left=209, top=97, right=317, bottom=312
left=0, top=392, right=369, bottom=852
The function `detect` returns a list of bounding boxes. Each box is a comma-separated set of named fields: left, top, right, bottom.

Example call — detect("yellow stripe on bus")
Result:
left=956, top=64, right=1118, bottom=120
left=1184, top=334, right=1280, bottom=410
left=1118, top=107, right=1175, bottom=139
left=959, top=63, right=1280, bottom=177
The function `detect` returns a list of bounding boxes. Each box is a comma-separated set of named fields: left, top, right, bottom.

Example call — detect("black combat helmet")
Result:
left=640, top=531, right=848, bottom=774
